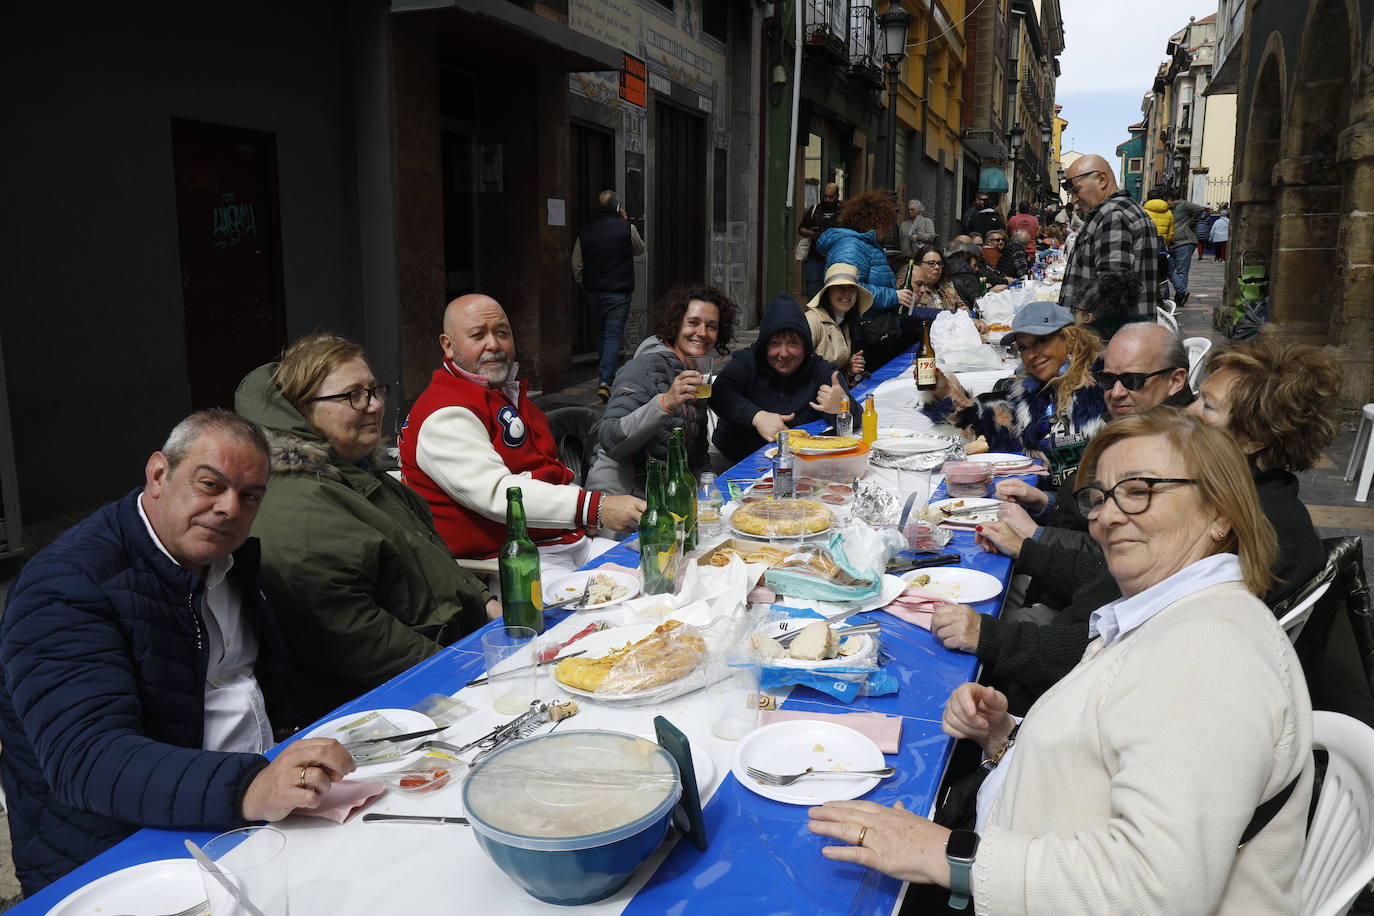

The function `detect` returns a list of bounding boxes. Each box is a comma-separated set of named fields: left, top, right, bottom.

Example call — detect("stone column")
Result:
left=1266, top=154, right=1344, bottom=345
left=1332, top=100, right=1374, bottom=417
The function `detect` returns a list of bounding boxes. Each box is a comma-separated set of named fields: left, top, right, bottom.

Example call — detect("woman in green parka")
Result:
left=235, top=332, right=497, bottom=721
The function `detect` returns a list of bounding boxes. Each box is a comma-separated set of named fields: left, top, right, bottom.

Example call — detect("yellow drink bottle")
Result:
left=861, top=394, right=878, bottom=444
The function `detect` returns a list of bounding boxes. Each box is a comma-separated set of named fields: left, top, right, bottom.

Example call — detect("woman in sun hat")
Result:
left=804, top=262, right=873, bottom=380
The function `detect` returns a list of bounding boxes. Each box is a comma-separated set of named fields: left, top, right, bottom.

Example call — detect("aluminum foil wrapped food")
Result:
left=852, top=479, right=903, bottom=525
left=867, top=433, right=965, bottom=471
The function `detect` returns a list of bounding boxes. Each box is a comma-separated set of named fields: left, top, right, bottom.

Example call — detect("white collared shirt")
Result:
left=137, top=495, right=273, bottom=754
left=1088, top=553, right=1244, bottom=644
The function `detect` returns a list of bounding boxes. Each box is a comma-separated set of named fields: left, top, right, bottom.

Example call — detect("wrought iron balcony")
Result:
left=848, top=0, right=886, bottom=89
left=804, top=0, right=849, bottom=64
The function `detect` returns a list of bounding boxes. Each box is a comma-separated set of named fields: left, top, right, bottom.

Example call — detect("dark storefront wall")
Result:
left=3, top=1, right=370, bottom=522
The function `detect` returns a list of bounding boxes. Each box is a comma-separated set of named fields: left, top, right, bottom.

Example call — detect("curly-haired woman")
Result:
left=586, top=285, right=738, bottom=498
left=922, top=302, right=1108, bottom=485
left=815, top=189, right=915, bottom=317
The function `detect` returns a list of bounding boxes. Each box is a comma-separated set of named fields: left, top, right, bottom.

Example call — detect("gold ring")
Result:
left=299, top=766, right=309, bottom=787
left=856, top=825, right=869, bottom=847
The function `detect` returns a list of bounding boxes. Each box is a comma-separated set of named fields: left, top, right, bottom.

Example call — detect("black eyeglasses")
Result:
left=920, top=259, right=944, bottom=267
left=309, top=384, right=389, bottom=411
left=1073, top=477, right=1197, bottom=519
left=1096, top=368, right=1175, bottom=391
left=1062, top=170, right=1102, bottom=194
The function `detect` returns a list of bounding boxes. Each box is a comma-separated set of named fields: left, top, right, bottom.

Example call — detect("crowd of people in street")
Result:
left=0, top=158, right=1360, bottom=916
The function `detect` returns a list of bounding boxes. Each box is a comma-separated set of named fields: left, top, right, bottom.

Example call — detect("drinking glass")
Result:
left=695, top=354, right=716, bottom=400
left=705, top=650, right=762, bottom=740
left=482, top=625, right=539, bottom=715
left=196, top=826, right=289, bottom=916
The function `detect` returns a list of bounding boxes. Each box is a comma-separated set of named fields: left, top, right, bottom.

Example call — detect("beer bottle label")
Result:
left=917, top=356, right=937, bottom=387
left=531, top=580, right=542, bottom=610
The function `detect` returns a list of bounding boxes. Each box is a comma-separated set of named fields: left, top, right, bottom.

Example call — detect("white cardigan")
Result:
left=975, top=581, right=1312, bottom=915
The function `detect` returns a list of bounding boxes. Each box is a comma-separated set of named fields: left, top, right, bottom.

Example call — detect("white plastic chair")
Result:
left=1344, top=404, right=1374, bottom=502
left=1156, top=306, right=1179, bottom=333
left=1184, top=337, right=1212, bottom=392
left=1301, top=711, right=1374, bottom=915
left=1277, top=579, right=1333, bottom=644
left=1159, top=298, right=1178, bottom=316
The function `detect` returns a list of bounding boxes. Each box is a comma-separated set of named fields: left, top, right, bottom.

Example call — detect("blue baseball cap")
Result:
left=999, top=301, right=1075, bottom=347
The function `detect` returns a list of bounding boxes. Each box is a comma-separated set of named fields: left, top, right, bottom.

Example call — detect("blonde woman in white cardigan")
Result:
left=809, top=409, right=1312, bottom=915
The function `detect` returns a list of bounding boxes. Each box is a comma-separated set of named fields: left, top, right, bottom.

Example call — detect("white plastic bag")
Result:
left=929, top=309, right=985, bottom=353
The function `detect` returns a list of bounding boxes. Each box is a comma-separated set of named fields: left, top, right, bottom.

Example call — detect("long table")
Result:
left=18, top=346, right=1018, bottom=916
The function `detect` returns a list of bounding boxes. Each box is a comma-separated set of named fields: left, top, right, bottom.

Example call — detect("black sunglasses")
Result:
left=1096, top=368, right=1174, bottom=391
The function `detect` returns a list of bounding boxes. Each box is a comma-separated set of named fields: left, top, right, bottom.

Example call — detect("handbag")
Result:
left=932, top=725, right=1018, bottom=830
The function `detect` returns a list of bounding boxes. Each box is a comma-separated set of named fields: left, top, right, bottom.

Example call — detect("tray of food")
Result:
left=787, top=432, right=863, bottom=455
left=553, top=620, right=707, bottom=701
left=730, top=498, right=833, bottom=540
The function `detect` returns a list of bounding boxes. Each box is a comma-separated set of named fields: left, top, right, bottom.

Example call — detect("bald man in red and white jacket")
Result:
left=399, top=296, right=643, bottom=596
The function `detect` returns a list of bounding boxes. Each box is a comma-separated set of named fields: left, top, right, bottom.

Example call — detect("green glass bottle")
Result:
left=639, top=459, right=678, bottom=595
left=665, top=427, right=698, bottom=552
left=499, top=487, right=544, bottom=633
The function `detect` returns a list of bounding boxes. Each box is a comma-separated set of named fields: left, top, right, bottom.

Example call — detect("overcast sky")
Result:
left=1055, top=0, right=1219, bottom=165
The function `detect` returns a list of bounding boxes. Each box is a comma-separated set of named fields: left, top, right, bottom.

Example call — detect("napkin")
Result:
left=880, top=586, right=953, bottom=630
left=597, top=562, right=642, bottom=582
left=296, top=779, right=387, bottom=823
left=760, top=710, right=903, bottom=754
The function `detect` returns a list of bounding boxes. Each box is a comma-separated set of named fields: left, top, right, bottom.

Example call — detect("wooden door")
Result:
left=651, top=100, right=707, bottom=310
left=570, top=123, right=616, bottom=356
left=171, top=121, right=286, bottom=409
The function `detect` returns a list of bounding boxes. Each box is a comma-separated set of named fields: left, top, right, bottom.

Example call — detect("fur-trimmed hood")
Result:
left=234, top=363, right=393, bottom=481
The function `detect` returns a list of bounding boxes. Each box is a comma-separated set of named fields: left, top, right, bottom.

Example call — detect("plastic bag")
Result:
left=762, top=535, right=879, bottom=604
left=752, top=607, right=897, bottom=702
left=929, top=309, right=985, bottom=353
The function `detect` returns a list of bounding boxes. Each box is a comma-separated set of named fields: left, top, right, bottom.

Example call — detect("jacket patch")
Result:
left=498, top=405, right=527, bottom=447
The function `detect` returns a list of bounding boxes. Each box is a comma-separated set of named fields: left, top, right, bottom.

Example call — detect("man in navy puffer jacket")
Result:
left=0, top=410, right=355, bottom=895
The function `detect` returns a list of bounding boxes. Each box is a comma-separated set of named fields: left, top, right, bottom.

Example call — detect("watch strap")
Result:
left=947, top=829, right=979, bottom=910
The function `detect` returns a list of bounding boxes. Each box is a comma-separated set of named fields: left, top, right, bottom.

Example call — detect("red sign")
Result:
left=620, top=53, right=646, bottom=108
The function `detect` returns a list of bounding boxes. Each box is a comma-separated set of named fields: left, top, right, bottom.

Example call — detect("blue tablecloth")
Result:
left=15, top=345, right=1013, bottom=916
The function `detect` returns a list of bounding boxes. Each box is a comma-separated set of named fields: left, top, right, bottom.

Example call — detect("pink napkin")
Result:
left=761, top=710, right=903, bottom=754
left=880, top=586, right=953, bottom=631
left=295, top=779, right=387, bottom=823
left=598, top=562, right=642, bottom=582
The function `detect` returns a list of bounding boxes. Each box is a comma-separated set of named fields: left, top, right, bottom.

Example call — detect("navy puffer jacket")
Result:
left=0, top=490, right=290, bottom=894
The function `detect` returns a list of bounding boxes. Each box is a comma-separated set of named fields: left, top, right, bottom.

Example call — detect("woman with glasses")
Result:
left=922, top=302, right=1108, bottom=483
left=236, top=331, right=495, bottom=720
left=809, top=410, right=1312, bottom=914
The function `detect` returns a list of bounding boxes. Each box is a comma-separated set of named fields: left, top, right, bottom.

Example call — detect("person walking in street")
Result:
left=1007, top=201, right=1040, bottom=252
left=1059, top=155, right=1161, bottom=315
left=899, top=199, right=937, bottom=257
left=1167, top=190, right=1206, bottom=306
left=1211, top=208, right=1231, bottom=261
left=797, top=182, right=841, bottom=302
left=961, top=192, right=988, bottom=233
left=572, top=190, right=645, bottom=403
left=966, top=196, right=1007, bottom=239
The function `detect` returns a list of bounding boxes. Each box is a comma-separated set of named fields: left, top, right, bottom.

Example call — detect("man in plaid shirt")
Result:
left=1059, top=155, right=1161, bottom=316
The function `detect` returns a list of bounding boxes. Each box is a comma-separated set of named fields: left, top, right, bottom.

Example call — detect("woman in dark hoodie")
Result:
left=709, top=294, right=847, bottom=470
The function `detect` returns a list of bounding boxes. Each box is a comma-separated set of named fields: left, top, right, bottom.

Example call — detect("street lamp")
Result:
left=1007, top=126, right=1025, bottom=205
left=878, top=7, right=911, bottom=203
left=1009, top=126, right=1026, bottom=150
left=1040, top=123, right=1052, bottom=146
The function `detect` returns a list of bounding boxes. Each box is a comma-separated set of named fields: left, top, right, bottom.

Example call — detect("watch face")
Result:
left=947, top=830, right=980, bottom=860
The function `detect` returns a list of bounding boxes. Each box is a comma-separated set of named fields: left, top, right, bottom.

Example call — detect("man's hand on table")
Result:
left=753, top=410, right=794, bottom=443
left=485, top=598, right=502, bottom=620
left=809, top=371, right=845, bottom=414
left=241, top=737, right=356, bottom=821
left=931, top=604, right=981, bottom=653
left=974, top=520, right=1025, bottom=558
left=601, top=494, right=646, bottom=531
left=995, top=478, right=1048, bottom=514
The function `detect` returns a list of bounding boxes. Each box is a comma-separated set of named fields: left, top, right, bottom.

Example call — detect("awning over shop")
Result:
left=979, top=167, right=1009, bottom=193
left=391, top=0, right=621, bottom=72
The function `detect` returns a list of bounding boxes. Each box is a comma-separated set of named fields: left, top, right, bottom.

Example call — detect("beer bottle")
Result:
left=665, top=427, right=698, bottom=552
left=916, top=320, right=938, bottom=391
left=861, top=394, right=879, bottom=444
left=639, top=459, right=678, bottom=595
left=899, top=259, right=916, bottom=316
left=499, top=487, right=543, bottom=633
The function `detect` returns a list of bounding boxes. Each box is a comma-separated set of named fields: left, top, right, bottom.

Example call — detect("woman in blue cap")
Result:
left=921, top=301, right=1107, bottom=486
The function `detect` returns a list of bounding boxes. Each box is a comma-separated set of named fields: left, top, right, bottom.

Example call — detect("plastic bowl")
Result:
left=463, top=730, right=682, bottom=906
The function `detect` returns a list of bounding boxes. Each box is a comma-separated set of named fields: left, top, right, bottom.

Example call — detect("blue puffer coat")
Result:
left=816, top=227, right=902, bottom=314
left=0, top=490, right=290, bottom=894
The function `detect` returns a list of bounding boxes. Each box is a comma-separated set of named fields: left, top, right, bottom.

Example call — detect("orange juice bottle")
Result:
left=861, top=394, right=878, bottom=444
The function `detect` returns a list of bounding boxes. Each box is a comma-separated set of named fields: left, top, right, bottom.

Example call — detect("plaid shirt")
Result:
left=1059, top=191, right=1161, bottom=315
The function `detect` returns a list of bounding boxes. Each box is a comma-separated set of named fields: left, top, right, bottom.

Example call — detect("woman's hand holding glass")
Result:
left=662, top=370, right=705, bottom=411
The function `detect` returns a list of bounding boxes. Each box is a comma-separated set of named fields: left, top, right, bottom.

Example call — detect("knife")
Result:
left=342, top=725, right=449, bottom=750
left=941, top=503, right=1000, bottom=517
left=464, top=649, right=589, bottom=688
left=887, top=553, right=961, bottom=574
left=775, top=621, right=881, bottom=647
left=362, top=813, right=470, bottom=826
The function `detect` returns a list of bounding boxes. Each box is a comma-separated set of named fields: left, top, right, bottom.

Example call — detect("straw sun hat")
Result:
left=806, top=263, right=874, bottom=316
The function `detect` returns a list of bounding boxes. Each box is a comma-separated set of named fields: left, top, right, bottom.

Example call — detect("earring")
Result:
left=1211, top=528, right=1226, bottom=541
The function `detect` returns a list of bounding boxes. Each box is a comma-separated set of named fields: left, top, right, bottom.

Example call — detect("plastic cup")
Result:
left=196, top=825, right=289, bottom=916
left=705, top=651, right=761, bottom=740
left=695, top=354, right=716, bottom=399
left=482, top=626, right=539, bottom=714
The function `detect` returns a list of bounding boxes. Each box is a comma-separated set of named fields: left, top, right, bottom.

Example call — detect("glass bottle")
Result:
left=861, top=394, right=879, bottom=444
left=498, top=487, right=543, bottom=633
left=665, top=427, right=698, bottom=552
left=835, top=396, right=853, bottom=437
left=773, top=430, right=795, bottom=499
left=697, top=471, right=724, bottom=539
left=639, top=459, right=678, bottom=595
left=916, top=320, right=938, bottom=391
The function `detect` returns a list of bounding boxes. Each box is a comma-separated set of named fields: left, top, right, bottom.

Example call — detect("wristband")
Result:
left=659, top=393, right=672, bottom=413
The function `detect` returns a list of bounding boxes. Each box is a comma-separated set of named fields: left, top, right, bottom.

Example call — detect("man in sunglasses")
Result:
left=1058, top=154, right=1161, bottom=316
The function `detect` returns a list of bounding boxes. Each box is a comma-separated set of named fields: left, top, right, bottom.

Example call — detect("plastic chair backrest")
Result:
left=1302, top=711, right=1374, bottom=915
left=1184, top=337, right=1212, bottom=392
left=1156, top=307, right=1179, bottom=333
left=1279, top=579, right=1334, bottom=644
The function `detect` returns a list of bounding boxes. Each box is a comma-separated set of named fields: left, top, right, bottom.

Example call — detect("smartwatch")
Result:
left=946, top=829, right=980, bottom=910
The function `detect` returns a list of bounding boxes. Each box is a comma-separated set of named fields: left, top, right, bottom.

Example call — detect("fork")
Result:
left=353, top=738, right=464, bottom=764
left=744, top=765, right=895, bottom=786
left=114, top=902, right=209, bottom=916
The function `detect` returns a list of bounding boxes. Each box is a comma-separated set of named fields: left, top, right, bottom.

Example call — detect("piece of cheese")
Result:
left=837, top=636, right=861, bottom=656
left=788, top=621, right=839, bottom=660
left=751, top=632, right=787, bottom=660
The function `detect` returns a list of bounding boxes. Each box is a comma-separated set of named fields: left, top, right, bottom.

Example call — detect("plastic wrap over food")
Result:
left=749, top=608, right=896, bottom=703
left=761, top=536, right=878, bottom=604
